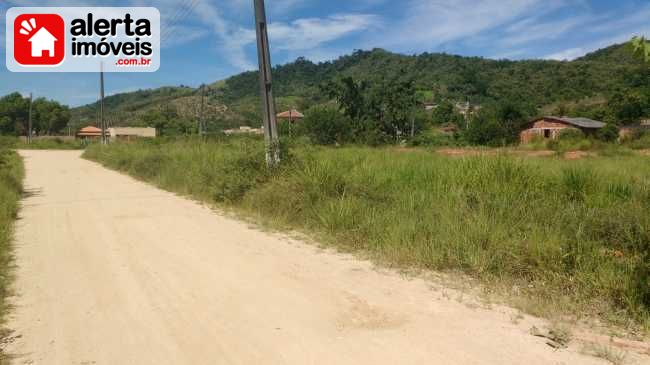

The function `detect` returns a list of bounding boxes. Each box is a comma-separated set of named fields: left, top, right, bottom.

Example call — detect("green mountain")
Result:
left=71, top=43, right=649, bottom=130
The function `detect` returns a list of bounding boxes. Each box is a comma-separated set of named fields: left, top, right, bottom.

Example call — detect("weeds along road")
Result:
left=5, top=150, right=607, bottom=365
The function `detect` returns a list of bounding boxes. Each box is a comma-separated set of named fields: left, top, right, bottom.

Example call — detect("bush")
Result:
left=409, top=128, right=457, bottom=147
left=302, top=105, right=353, bottom=145
left=0, top=136, right=17, bottom=149
left=597, top=123, right=620, bottom=142
left=557, top=128, right=585, bottom=141
left=547, top=130, right=594, bottom=152
left=0, top=146, right=23, bottom=333
left=462, top=102, right=530, bottom=146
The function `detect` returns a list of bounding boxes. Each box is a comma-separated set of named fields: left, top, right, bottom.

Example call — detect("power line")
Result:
left=100, top=62, right=106, bottom=145
left=198, top=85, right=206, bottom=135
left=28, top=92, right=33, bottom=144
left=161, top=0, right=201, bottom=44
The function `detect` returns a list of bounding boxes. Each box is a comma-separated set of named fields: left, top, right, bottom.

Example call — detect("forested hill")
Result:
left=221, top=43, right=647, bottom=106
left=71, top=42, right=649, bottom=128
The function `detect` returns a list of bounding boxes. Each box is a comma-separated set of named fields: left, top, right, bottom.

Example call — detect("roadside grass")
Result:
left=0, top=136, right=85, bottom=150
left=0, top=146, right=24, bottom=363
left=582, top=343, right=628, bottom=365
left=84, top=137, right=650, bottom=334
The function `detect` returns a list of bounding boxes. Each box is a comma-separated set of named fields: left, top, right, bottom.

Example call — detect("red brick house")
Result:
left=520, top=116, right=605, bottom=144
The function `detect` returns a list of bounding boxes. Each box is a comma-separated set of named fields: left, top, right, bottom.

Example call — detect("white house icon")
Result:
left=29, top=27, right=57, bottom=57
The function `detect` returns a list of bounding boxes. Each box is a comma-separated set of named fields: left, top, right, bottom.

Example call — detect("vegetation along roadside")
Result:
left=84, top=137, right=650, bottom=335
left=0, top=140, right=24, bottom=363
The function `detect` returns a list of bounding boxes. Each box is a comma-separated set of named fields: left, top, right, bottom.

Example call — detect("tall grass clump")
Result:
left=0, top=145, right=23, bottom=341
left=84, top=138, right=650, bottom=329
left=84, top=136, right=275, bottom=203
left=18, top=138, right=85, bottom=150
left=0, top=136, right=84, bottom=150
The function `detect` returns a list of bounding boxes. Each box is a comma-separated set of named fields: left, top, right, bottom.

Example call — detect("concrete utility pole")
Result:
left=100, top=62, right=106, bottom=145
left=28, top=92, right=33, bottom=144
left=198, top=85, right=206, bottom=136
left=254, top=0, right=280, bottom=167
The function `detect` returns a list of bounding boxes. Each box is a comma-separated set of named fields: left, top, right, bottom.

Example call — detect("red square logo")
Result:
left=13, top=14, right=65, bottom=66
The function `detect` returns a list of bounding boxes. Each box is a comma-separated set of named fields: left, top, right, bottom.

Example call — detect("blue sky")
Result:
left=1, top=0, right=649, bottom=106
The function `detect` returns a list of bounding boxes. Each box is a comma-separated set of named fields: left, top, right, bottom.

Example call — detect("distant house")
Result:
left=276, top=109, right=304, bottom=123
left=520, top=116, right=605, bottom=144
left=29, top=27, right=57, bottom=57
left=76, top=126, right=106, bottom=140
left=223, top=126, right=264, bottom=136
left=619, top=124, right=650, bottom=139
left=455, top=101, right=481, bottom=118
left=423, top=103, right=438, bottom=111
left=108, top=127, right=156, bottom=141
left=438, top=123, right=459, bottom=134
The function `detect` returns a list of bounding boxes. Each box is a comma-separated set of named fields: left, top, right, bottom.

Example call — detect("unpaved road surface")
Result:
left=3, top=150, right=632, bottom=364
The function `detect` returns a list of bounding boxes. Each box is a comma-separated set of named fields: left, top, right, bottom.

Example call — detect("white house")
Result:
left=108, top=127, right=157, bottom=141
left=29, top=27, right=57, bottom=57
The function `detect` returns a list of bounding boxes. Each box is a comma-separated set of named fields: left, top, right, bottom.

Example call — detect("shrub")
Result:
left=597, top=123, right=620, bottom=142
left=557, top=128, right=585, bottom=141
left=547, top=130, right=593, bottom=152
left=410, top=128, right=458, bottom=147
left=0, top=146, right=23, bottom=332
left=0, top=136, right=17, bottom=149
left=302, top=105, right=353, bottom=145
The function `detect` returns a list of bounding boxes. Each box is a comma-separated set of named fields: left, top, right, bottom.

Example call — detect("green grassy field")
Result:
left=0, top=144, right=23, bottom=361
left=84, top=138, right=650, bottom=332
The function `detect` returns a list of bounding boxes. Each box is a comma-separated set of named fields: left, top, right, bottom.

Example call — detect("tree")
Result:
left=321, top=71, right=420, bottom=144
left=0, top=93, right=71, bottom=136
left=631, top=36, right=650, bottom=63
left=607, top=91, right=644, bottom=125
left=322, top=77, right=370, bottom=122
left=463, top=101, right=530, bottom=146
left=597, top=123, right=620, bottom=142
left=431, top=101, right=464, bottom=126
left=139, top=106, right=193, bottom=136
left=302, top=105, right=353, bottom=145
left=0, top=93, right=29, bottom=135
left=32, top=98, right=70, bottom=135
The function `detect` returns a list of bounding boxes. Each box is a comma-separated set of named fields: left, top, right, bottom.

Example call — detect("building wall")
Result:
left=620, top=125, right=650, bottom=140
left=520, top=119, right=577, bottom=144
left=108, top=127, right=156, bottom=138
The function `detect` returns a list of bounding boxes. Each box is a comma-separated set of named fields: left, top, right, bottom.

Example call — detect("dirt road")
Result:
left=4, top=150, right=620, bottom=364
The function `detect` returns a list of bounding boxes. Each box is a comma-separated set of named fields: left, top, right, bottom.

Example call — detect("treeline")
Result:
left=61, top=42, right=650, bottom=140
left=294, top=68, right=649, bottom=147
left=222, top=43, right=650, bottom=110
left=0, top=93, right=71, bottom=136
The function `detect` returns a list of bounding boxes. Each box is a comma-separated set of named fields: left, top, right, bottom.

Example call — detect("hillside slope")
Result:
left=71, top=43, right=649, bottom=129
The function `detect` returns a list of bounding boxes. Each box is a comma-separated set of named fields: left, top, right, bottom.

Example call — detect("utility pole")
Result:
left=100, top=62, right=106, bottom=145
left=28, top=92, right=33, bottom=144
left=254, top=0, right=280, bottom=167
left=198, top=85, right=206, bottom=136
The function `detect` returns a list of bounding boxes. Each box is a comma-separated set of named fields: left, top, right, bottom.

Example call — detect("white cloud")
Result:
left=190, top=1, right=257, bottom=71
left=544, top=47, right=585, bottom=61
left=500, top=15, right=593, bottom=46
left=377, top=0, right=545, bottom=49
left=188, top=0, right=379, bottom=70
left=540, top=5, right=650, bottom=61
left=269, top=14, right=379, bottom=51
